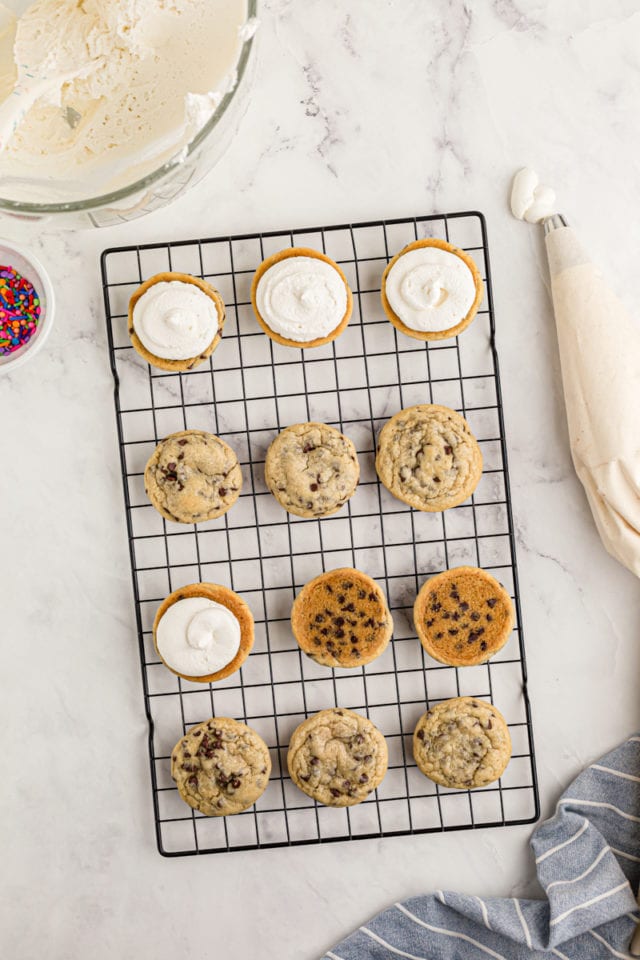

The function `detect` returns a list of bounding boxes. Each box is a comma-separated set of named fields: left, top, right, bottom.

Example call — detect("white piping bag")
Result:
left=544, top=213, right=640, bottom=578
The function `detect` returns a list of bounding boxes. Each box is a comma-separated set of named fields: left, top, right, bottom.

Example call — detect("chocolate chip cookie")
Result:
left=291, top=568, right=393, bottom=668
left=414, top=566, right=514, bottom=666
left=375, top=404, right=482, bottom=511
left=413, top=697, right=511, bottom=790
left=288, top=708, right=388, bottom=806
left=265, top=422, right=359, bottom=518
left=145, top=430, right=242, bottom=524
left=171, top=717, right=271, bottom=816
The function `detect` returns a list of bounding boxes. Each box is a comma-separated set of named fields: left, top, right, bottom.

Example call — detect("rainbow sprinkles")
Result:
left=0, top=264, right=41, bottom=356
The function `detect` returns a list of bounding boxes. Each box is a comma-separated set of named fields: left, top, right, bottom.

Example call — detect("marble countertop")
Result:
left=2, top=2, right=640, bottom=957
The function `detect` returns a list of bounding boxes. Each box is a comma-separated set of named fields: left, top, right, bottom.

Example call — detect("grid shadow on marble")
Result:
left=102, top=211, right=538, bottom=856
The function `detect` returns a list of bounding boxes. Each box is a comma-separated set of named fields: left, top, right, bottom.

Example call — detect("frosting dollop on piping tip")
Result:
left=510, top=167, right=557, bottom=223
left=256, top=255, right=348, bottom=343
left=132, top=279, right=220, bottom=360
left=156, top=597, right=241, bottom=677
left=384, top=246, right=478, bottom=334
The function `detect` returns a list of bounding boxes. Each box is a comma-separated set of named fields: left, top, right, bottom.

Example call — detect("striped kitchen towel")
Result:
left=322, top=735, right=640, bottom=959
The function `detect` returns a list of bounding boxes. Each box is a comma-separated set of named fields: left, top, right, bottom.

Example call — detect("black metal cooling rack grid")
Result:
left=102, top=210, right=539, bottom=857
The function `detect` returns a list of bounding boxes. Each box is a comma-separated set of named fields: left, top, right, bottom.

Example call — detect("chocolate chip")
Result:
left=359, top=774, right=369, bottom=783
left=452, top=612, right=460, bottom=621
left=320, top=628, right=328, bottom=636
left=218, top=487, right=227, bottom=497
left=486, top=614, right=493, bottom=622
left=480, top=641, right=488, bottom=651
left=178, top=439, right=188, bottom=446
left=448, top=628, right=458, bottom=636
left=167, top=462, right=176, bottom=470
left=433, top=476, right=441, bottom=483
left=416, top=729, right=424, bottom=740
left=426, top=619, right=434, bottom=627
left=231, top=778, right=241, bottom=789
left=334, top=617, right=345, bottom=627
left=363, top=755, right=372, bottom=762
left=444, top=445, right=453, bottom=455
left=301, top=775, right=310, bottom=782
left=431, top=602, right=442, bottom=612
left=435, top=632, right=444, bottom=639
left=442, top=612, right=451, bottom=620
left=342, top=780, right=351, bottom=789
left=358, top=590, right=366, bottom=599
left=187, top=776, right=198, bottom=787
left=310, top=483, right=318, bottom=491
left=337, top=595, right=345, bottom=604
left=326, top=585, right=333, bottom=593
left=486, top=718, right=492, bottom=729
left=354, top=734, right=364, bottom=745
left=487, top=598, right=497, bottom=608
left=459, top=601, right=469, bottom=611
left=177, top=453, right=184, bottom=460
left=302, top=444, right=315, bottom=453
left=330, top=788, right=341, bottom=797
left=336, top=629, right=345, bottom=638
left=345, top=602, right=355, bottom=612
left=310, top=757, right=319, bottom=765
left=470, top=612, right=481, bottom=621
left=315, top=614, right=325, bottom=623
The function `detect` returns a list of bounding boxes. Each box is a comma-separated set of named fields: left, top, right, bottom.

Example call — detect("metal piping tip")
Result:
left=543, top=214, right=569, bottom=235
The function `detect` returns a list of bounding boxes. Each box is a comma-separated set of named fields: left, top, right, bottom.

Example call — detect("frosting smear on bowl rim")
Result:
left=156, top=596, right=241, bottom=677
left=256, top=255, right=348, bottom=343
left=132, top=279, right=220, bottom=360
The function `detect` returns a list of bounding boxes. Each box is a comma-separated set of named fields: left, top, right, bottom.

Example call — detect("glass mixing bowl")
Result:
left=0, top=0, right=258, bottom=229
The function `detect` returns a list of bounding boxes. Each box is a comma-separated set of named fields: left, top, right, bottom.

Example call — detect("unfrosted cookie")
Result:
left=153, top=583, right=254, bottom=683
left=413, top=697, right=511, bottom=790
left=375, top=404, right=482, bottom=511
left=291, top=568, right=393, bottom=668
left=128, top=272, right=225, bottom=372
left=287, top=708, right=388, bottom=806
left=171, top=717, right=271, bottom=816
left=414, top=566, right=514, bottom=666
left=265, top=422, right=359, bottom=518
left=145, top=430, right=242, bottom=524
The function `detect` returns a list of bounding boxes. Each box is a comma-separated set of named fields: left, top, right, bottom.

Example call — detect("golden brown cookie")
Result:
left=264, top=422, right=359, bottom=518
left=381, top=239, right=483, bottom=342
left=413, top=697, right=512, bottom=789
left=250, top=247, right=353, bottom=348
left=171, top=717, right=271, bottom=816
left=128, top=272, right=225, bottom=371
left=291, top=568, right=393, bottom=668
left=144, top=430, right=242, bottom=524
left=287, top=708, right=388, bottom=806
left=153, top=583, right=254, bottom=683
left=375, top=404, right=482, bottom=511
left=414, top=567, right=514, bottom=666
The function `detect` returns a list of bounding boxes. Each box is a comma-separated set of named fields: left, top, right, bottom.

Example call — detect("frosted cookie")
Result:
left=288, top=708, right=388, bottom=806
left=251, top=247, right=353, bottom=348
left=375, top=404, right=482, bottom=511
left=171, top=718, right=271, bottom=817
left=265, top=422, right=359, bottom=518
left=414, top=567, right=514, bottom=666
left=381, top=239, right=483, bottom=341
left=413, top=697, right=512, bottom=789
left=144, top=430, right=242, bottom=524
left=153, top=583, right=254, bottom=683
left=128, top=272, right=225, bottom=371
left=291, top=568, right=393, bottom=668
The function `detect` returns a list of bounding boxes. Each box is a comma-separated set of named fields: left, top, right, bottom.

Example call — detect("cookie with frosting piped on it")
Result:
left=251, top=247, right=353, bottom=348
left=153, top=582, right=254, bottom=683
left=128, top=271, right=225, bottom=371
left=381, top=238, right=483, bottom=341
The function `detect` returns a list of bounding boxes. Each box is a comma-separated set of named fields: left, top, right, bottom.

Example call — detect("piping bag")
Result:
left=511, top=168, right=640, bottom=579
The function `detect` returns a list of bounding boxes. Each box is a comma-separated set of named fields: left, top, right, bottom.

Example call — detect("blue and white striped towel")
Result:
left=322, top=735, right=640, bottom=959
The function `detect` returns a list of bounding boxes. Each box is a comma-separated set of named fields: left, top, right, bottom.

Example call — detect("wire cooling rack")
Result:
left=102, top=211, right=539, bottom=857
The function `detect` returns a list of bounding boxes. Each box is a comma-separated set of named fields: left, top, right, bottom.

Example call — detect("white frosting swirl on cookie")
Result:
left=385, top=247, right=478, bottom=333
left=133, top=280, right=219, bottom=360
left=256, top=256, right=347, bottom=342
left=156, top=597, right=240, bottom=677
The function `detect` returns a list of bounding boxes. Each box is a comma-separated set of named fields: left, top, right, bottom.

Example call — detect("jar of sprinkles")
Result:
left=0, top=241, right=54, bottom=373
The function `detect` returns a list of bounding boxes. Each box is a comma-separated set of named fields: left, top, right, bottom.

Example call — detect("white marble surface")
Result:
left=2, top=1, right=640, bottom=957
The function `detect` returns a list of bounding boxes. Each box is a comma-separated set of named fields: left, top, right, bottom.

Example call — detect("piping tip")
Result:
left=543, top=214, right=569, bottom=235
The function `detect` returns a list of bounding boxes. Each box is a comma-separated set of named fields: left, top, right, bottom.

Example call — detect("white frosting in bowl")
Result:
left=256, top=255, right=348, bottom=343
left=155, top=597, right=241, bottom=677
left=384, top=246, right=478, bottom=334
left=132, top=280, right=219, bottom=360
